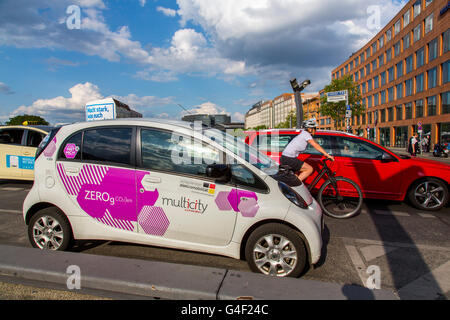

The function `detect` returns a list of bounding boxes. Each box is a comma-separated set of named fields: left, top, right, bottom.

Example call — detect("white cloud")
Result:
left=10, top=82, right=174, bottom=124
left=0, top=82, right=14, bottom=95
left=157, top=6, right=177, bottom=17
left=232, top=112, right=245, bottom=122
left=184, top=102, right=229, bottom=116
left=139, top=0, right=147, bottom=7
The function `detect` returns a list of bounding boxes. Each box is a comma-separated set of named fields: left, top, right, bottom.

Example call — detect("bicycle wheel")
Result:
left=317, top=177, right=363, bottom=219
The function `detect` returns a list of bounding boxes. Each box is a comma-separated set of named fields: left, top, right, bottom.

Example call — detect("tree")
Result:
left=276, top=111, right=297, bottom=129
left=319, top=75, right=365, bottom=129
left=251, top=125, right=268, bottom=130
left=6, top=115, right=49, bottom=126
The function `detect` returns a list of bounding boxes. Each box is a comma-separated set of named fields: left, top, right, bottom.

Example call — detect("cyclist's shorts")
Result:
left=280, top=155, right=304, bottom=172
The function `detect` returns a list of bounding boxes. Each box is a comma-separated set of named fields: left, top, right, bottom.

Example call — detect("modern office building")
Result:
left=331, top=0, right=449, bottom=147
left=181, top=114, right=231, bottom=127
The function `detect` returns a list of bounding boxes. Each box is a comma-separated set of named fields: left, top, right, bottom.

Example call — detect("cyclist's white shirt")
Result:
left=282, top=131, right=313, bottom=158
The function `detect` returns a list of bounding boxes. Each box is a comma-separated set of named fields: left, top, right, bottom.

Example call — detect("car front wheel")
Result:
left=408, top=178, right=449, bottom=211
left=245, top=223, right=307, bottom=278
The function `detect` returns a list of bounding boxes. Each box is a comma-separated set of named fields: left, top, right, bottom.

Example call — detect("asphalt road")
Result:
left=1, top=179, right=449, bottom=299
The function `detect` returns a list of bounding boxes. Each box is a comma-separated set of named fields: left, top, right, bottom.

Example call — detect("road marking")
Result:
left=370, top=210, right=410, bottom=217
left=397, top=261, right=450, bottom=300
left=0, top=187, right=24, bottom=191
left=0, top=209, right=22, bottom=214
left=341, top=237, right=450, bottom=252
left=359, top=245, right=398, bottom=262
left=417, top=213, right=436, bottom=218
left=344, top=245, right=369, bottom=287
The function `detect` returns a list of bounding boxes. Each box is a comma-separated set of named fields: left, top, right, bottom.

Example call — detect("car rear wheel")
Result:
left=245, top=223, right=307, bottom=278
left=408, top=178, right=449, bottom=211
left=28, top=207, right=73, bottom=251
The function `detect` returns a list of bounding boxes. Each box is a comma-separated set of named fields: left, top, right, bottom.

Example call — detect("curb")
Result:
left=0, top=245, right=398, bottom=300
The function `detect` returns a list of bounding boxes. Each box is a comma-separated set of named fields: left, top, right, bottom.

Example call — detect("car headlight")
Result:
left=278, top=181, right=308, bottom=209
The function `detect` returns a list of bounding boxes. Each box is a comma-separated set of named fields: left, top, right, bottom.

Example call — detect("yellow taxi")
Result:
left=0, top=125, right=52, bottom=180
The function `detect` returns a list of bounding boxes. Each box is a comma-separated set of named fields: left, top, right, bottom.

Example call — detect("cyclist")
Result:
left=280, top=118, right=334, bottom=182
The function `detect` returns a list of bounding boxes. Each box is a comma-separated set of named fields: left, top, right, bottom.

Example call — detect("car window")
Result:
left=336, top=137, right=384, bottom=159
left=141, top=128, right=221, bottom=178
left=26, top=130, right=45, bottom=148
left=82, top=128, right=132, bottom=165
left=253, top=134, right=297, bottom=152
left=58, top=132, right=82, bottom=161
left=231, top=164, right=268, bottom=192
left=0, top=129, right=24, bottom=145
left=303, top=135, right=334, bottom=155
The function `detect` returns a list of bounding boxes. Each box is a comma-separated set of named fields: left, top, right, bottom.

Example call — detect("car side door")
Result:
left=21, top=129, right=47, bottom=180
left=136, top=127, right=238, bottom=246
left=333, top=136, right=403, bottom=199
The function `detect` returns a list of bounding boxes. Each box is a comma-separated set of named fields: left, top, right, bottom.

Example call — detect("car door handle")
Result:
left=23, top=151, right=32, bottom=156
left=144, top=177, right=161, bottom=184
left=65, top=167, right=79, bottom=174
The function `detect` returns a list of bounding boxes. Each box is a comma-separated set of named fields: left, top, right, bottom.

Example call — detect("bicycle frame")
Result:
left=307, top=160, right=341, bottom=199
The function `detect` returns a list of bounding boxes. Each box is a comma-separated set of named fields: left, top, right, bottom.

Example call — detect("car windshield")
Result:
left=204, top=128, right=279, bottom=175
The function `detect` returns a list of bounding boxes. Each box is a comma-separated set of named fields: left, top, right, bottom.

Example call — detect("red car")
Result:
left=245, top=129, right=450, bottom=211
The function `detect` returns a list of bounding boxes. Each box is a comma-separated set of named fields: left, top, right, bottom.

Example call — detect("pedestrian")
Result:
left=422, top=136, right=429, bottom=153
left=408, top=132, right=419, bottom=157
left=426, top=135, right=431, bottom=153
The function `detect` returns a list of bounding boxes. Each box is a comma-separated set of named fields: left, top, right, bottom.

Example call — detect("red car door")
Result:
left=333, top=136, right=403, bottom=200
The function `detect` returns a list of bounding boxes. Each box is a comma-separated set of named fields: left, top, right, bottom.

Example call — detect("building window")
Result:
left=425, top=0, right=433, bottom=7
left=403, top=10, right=411, bottom=28
left=360, top=53, right=365, bottom=63
left=362, top=82, right=366, bottom=94
left=388, top=67, right=394, bottom=82
left=396, top=83, right=403, bottom=99
left=428, top=67, right=437, bottom=89
left=396, top=61, right=403, bottom=78
left=372, top=59, right=377, bottom=72
left=394, top=20, right=401, bottom=36
left=444, top=60, right=450, bottom=84
left=368, top=96, right=372, bottom=108
left=386, top=48, right=392, bottom=63
left=428, top=38, right=438, bottom=62
left=368, top=79, right=373, bottom=91
left=366, top=64, right=370, bottom=76
left=381, top=90, right=386, bottom=104
left=366, top=48, right=371, bottom=59
left=413, top=0, right=421, bottom=18
left=381, top=71, right=387, bottom=86
left=444, top=29, right=449, bottom=53
left=387, top=29, right=392, bottom=42
left=403, top=33, right=411, bottom=50
left=372, top=42, right=377, bottom=54
left=378, top=54, right=384, bottom=67
left=427, top=96, right=436, bottom=116
left=425, top=13, right=433, bottom=34
left=406, top=55, right=413, bottom=73
left=362, top=113, right=366, bottom=125
left=379, top=36, right=384, bottom=48
left=405, top=78, right=413, bottom=96
left=416, top=73, right=424, bottom=92
left=396, top=105, right=403, bottom=120
left=374, top=93, right=379, bottom=106
left=394, top=41, right=401, bottom=57
left=415, top=99, right=424, bottom=118
left=443, top=91, right=450, bottom=114
left=405, top=103, right=412, bottom=119
left=416, top=47, right=425, bottom=68
left=388, top=107, right=394, bottom=121
left=414, top=24, right=422, bottom=42
left=388, top=87, right=395, bottom=102
left=374, top=76, right=379, bottom=89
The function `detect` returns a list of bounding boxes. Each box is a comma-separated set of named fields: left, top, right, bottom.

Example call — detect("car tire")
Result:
left=245, top=223, right=307, bottom=278
left=28, top=207, right=73, bottom=251
left=408, top=178, right=449, bottom=211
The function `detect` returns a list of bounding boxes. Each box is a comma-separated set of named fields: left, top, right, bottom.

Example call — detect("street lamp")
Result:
left=290, top=78, right=311, bottom=128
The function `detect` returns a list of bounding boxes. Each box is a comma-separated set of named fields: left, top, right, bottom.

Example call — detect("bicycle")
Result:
left=276, top=158, right=363, bottom=219
left=306, top=158, right=363, bottom=219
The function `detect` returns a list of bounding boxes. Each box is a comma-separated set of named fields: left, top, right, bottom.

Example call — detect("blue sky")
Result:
left=0, top=0, right=407, bottom=125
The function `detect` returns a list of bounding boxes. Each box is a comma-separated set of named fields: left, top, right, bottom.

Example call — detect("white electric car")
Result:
left=23, top=119, right=323, bottom=277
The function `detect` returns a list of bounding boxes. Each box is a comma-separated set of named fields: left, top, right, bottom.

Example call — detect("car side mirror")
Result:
left=381, top=152, right=396, bottom=163
left=206, top=164, right=231, bottom=183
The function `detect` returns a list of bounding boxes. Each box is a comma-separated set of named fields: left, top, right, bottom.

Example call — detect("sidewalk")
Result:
left=0, top=245, right=397, bottom=300
left=388, top=147, right=450, bottom=164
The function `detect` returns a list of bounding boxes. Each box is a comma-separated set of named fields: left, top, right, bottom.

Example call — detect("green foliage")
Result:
left=6, top=115, right=49, bottom=126
left=319, top=75, right=365, bottom=127
left=251, top=125, right=268, bottom=130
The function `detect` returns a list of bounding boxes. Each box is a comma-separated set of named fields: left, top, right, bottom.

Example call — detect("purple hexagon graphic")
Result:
left=238, top=198, right=260, bottom=218
left=215, top=191, right=233, bottom=211
left=138, top=206, right=170, bottom=236
left=227, top=190, right=258, bottom=212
